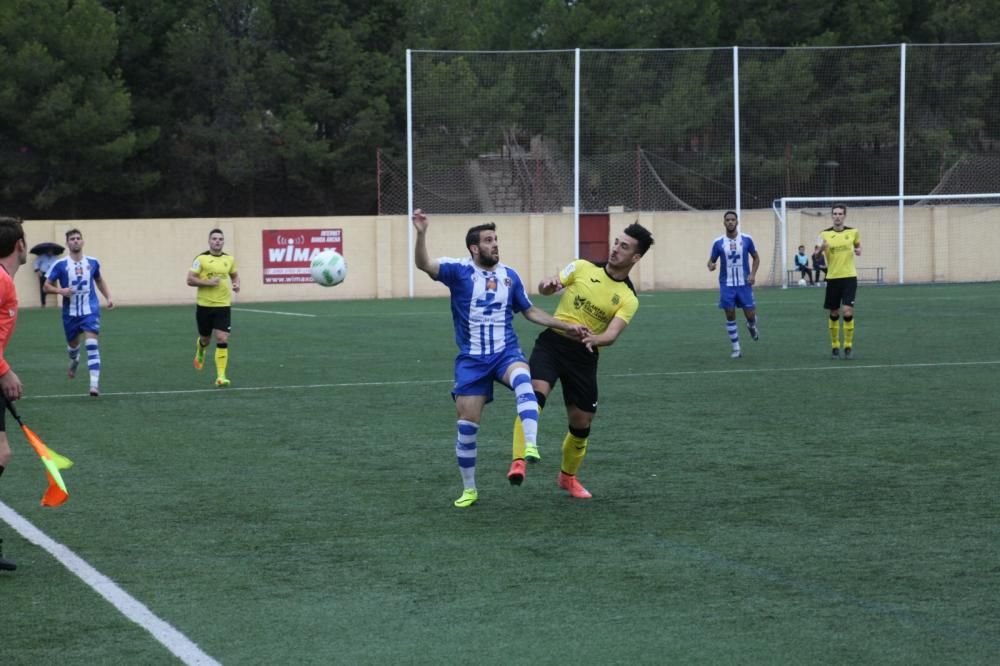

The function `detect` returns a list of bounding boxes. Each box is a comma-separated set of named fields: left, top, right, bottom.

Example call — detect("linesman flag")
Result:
left=3, top=396, right=73, bottom=506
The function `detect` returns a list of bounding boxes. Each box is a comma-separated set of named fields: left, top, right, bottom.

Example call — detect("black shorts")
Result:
left=824, top=277, right=858, bottom=310
left=529, top=328, right=599, bottom=413
left=0, top=406, right=5, bottom=432
left=196, top=306, right=232, bottom=337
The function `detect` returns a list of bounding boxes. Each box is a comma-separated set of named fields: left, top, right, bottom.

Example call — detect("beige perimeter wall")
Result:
left=17, top=207, right=994, bottom=308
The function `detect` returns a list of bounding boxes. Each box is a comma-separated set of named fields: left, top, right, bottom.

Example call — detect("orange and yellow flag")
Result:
left=21, top=424, right=72, bottom=507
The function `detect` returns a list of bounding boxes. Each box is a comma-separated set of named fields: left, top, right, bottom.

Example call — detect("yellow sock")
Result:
left=215, top=346, right=229, bottom=378
left=844, top=318, right=855, bottom=348
left=512, top=406, right=543, bottom=460
left=512, top=416, right=526, bottom=460
left=560, top=431, right=588, bottom=476
left=828, top=317, right=841, bottom=349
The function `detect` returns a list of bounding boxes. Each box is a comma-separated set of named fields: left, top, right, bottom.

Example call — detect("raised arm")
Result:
left=412, top=209, right=440, bottom=279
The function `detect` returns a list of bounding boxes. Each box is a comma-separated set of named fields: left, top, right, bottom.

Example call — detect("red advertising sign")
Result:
left=261, top=228, right=343, bottom=284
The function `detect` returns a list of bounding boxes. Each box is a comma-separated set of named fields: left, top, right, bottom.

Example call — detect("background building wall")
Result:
left=17, top=207, right=990, bottom=308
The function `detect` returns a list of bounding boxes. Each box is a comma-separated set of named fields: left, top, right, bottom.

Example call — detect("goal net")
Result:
left=772, top=194, right=1000, bottom=287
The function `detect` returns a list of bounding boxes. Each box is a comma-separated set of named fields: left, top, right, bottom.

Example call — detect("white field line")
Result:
left=21, top=359, right=1000, bottom=402
left=233, top=307, right=317, bottom=317
left=0, top=501, right=221, bottom=666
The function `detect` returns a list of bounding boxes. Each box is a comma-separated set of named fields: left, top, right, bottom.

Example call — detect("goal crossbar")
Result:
left=773, top=193, right=1000, bottom=287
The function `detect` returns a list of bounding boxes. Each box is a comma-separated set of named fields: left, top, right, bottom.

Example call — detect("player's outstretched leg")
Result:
left=843, top=316, right=855, bottom=360
left=557, top=427, right=592, bottom=499
left=829, top=314, right=841, bottom=359
left=455, top=420, right=478, bottom=507
left=194, top=338, right=207, bottom=370
left=67, top=344, right=80, bottom=379
left=726, top=320, right=741, bottom=358
left=85, top=338, right=101, bottom=397
left=214, top=343, right=230, bottom=386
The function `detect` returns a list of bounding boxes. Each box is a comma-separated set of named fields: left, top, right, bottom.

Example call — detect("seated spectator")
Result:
left=812, top=244, right=828, bottom=285
left=794, top=245, right=813, bottom=284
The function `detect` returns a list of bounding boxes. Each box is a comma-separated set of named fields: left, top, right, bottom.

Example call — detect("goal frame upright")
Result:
left=773, top=193, right=1000, bottom=288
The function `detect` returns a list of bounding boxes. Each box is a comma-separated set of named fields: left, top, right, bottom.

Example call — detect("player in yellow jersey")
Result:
left=508, top=222, right=654, bottom=498
left=187, top=229, right=240, bottom=386
left=818, top=204, right=861, bottom=359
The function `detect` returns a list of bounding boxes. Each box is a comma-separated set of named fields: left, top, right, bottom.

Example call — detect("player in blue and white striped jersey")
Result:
left=707, top=211, right=760, bottom=359
left=44, top=229, right=114, bottom=397
left=412, top=210, right=587, bottom=508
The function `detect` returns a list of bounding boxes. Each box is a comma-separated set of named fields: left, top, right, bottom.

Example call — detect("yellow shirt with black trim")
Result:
left=819, top=227, right=860, bottom=279
left=191, top=252, right=237, bottom=307
left=551, top=260, right=639, bottom=336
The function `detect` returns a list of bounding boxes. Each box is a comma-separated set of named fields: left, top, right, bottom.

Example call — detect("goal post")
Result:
left=773, top=193, right=1000, bottom=288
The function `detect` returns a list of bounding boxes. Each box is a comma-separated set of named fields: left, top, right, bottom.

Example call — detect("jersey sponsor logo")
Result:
left=589, top=277, right=600, bottom=283
left=475, top=291, right=503, bottom=317
left=572, top=295, right=611, bottom=324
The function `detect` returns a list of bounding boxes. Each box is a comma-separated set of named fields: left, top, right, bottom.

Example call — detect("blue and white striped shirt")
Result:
left=710, top=233, right=757, bottom=287
left=46, top=256, right=103, bottom=317
left=436, top=258, right=532, bottom=356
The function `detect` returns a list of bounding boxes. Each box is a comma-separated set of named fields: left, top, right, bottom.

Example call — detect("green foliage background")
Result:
left=0, top=0, right=998, bottom=217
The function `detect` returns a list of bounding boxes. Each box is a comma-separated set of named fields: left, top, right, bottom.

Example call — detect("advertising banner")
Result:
left=261, top=229, right=342, bottom=284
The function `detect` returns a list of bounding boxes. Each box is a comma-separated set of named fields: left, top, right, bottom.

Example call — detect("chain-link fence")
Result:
left=385, top=44, right=1000, bottom=215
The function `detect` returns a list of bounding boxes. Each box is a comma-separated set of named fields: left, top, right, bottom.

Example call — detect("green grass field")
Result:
left=1, top=283, right=998, bottom=665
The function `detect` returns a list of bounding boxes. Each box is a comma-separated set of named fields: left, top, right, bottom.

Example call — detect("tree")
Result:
left=0, top=0, right=156, bottom=216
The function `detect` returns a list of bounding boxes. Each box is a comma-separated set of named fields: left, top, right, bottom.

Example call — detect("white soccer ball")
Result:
left=310, top=249, right=347, bottom=287
left=798, top=278, right=807, bottom=287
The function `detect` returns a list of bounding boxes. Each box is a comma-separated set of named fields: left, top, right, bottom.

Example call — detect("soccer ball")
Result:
left=310, top=249, right=347, bottom=287
left=798, top=278, right=807, bottom=287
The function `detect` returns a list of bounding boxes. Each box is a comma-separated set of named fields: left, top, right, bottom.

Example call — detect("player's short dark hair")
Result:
left=623, top=222, right=654, bottom=256
left=832, top=204, right=848, bottom=215
left=65, top=228, right=82, bottom=240
left=723, top=210, right=738, bottom=221
left=209, top=228, right=224, bottom=237
left=465, top=222, right=496, bottom=252
left=0, top=217, right=25, bottom=257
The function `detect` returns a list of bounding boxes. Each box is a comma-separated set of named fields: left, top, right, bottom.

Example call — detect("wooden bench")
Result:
left=787, top=266, right=885, bottom=285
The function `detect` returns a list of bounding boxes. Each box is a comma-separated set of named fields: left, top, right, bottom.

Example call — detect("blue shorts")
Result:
left=63, top=312, right=101, bottom=343
left=718, top=285, right=755, bottom=310
left=452, top=349, right=527, bottom=402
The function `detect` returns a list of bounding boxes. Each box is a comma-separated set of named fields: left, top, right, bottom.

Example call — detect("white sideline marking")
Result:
left=608, top=359, right=1000, bottom=379
left=0, top=501, right=220, bottom=666
left=233, top=307, right=317, bottom=317
left=234, top=307, right=441, bottom=318
left=21, top=359, right=1000, bottom=402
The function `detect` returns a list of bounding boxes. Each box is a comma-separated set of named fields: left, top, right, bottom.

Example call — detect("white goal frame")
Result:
left=773, top=193, right=1000, bottom=288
